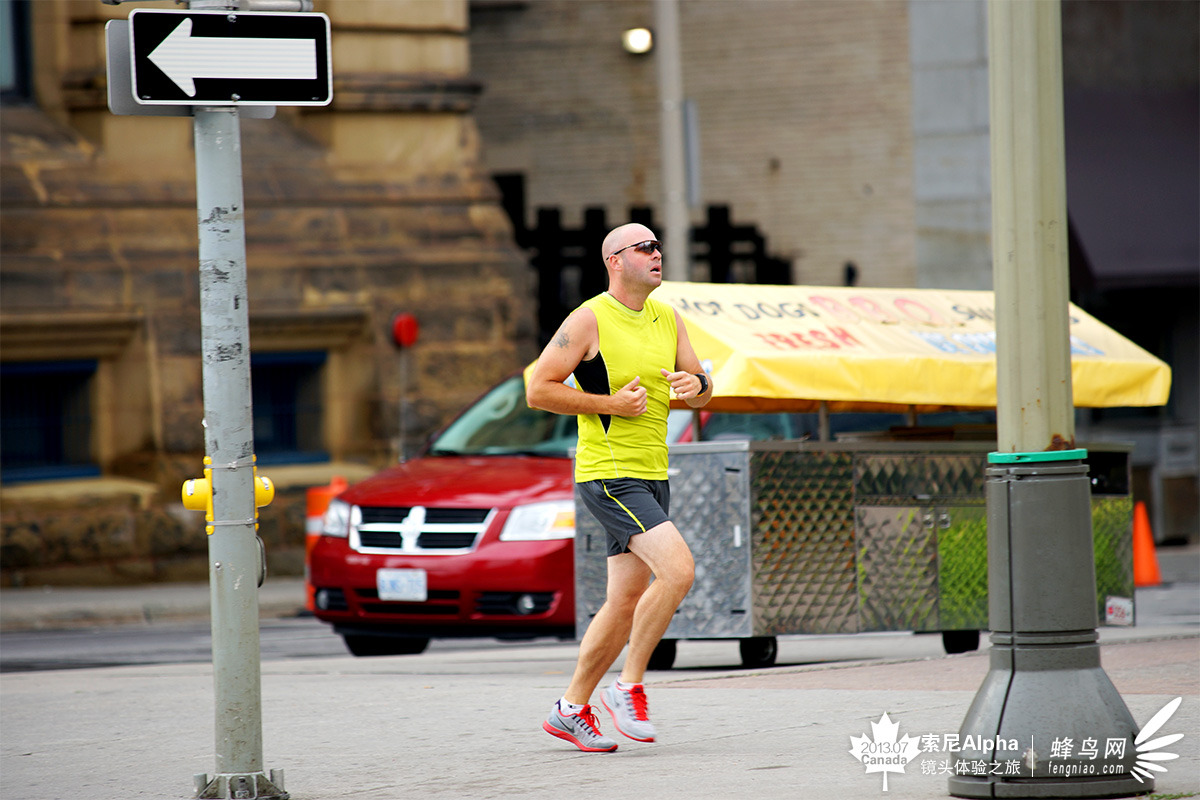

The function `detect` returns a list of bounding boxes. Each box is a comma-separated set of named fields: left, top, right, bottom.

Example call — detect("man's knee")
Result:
left=630, top=523, right=695, bottom=597
left=665, top=554, right=695, bottom=597
left=651, top=547, right=693, bottom=600
left=605, top=582, right=646, bottom=613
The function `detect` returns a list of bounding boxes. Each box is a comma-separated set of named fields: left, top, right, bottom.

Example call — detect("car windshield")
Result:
left=429, top=376, right=578, bottom=457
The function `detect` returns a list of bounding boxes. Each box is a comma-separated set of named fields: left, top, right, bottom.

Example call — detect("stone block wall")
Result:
left=469, top=0, right=917, bottom=288
left=0, top=0, right=537, bottom=585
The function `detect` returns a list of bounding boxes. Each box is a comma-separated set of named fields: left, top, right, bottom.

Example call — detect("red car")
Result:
left=310, top=375, right=583, bottom=655
left=310, top=371, right=728, bottom=656
left=311, top=373, right=990, bottom=656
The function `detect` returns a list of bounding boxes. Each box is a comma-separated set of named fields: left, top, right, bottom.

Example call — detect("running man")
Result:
left=527, top=222, right=713, bottom=752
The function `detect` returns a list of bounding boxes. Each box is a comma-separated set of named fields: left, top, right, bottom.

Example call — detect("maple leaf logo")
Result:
left=849, top=712, right=922, bottom=792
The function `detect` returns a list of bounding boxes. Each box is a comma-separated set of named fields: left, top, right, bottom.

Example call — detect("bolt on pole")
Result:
left=948, top=2, right=1144, bottom=797
left=191, top=104, right=286, bottom=800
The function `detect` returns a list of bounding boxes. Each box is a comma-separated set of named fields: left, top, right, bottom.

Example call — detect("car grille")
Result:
left=352, top=506, right=494, bottom=555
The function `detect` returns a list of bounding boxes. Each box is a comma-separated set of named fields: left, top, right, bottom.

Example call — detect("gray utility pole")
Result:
left=191, top=104, right=286, bottom=800
left=654, top=0, right=689, bottom=281
left=949, top=2, right=1145, bottom=797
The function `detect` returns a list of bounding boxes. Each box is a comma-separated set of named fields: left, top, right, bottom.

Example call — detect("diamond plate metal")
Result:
left=855, top=453, right=986, bottom=501
left=855, top=454, right=927, bottom=499
left=936, top=505, right=989, bottom=630
left=1091, top=495, right=1135, bottom=616
left=666, top=449, right=753, bottom=638
left=856, top=506, right=939, bottom=631
left=926, top=455, right=987, bottom=498
left=750, top=450, right=858, bottom=635
left=573, top=494, right=611, bottom=637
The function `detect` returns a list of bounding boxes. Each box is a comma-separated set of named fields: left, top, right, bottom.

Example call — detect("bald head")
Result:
left=602, top=223, right=657, bottom=264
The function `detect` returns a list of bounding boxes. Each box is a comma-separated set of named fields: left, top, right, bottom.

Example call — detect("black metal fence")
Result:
left=494, top=175, right=792, bottom=344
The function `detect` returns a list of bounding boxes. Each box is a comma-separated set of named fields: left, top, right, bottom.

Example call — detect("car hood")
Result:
left=339, top=455, right=572, bottom=510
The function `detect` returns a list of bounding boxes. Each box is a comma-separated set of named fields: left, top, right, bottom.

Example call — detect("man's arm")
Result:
left=659, top=308, right=713, bottom=409
left=526, top=308, right=648, bottom=417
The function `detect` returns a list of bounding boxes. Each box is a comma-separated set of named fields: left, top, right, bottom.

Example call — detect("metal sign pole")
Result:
left=104, top=2, right=327, bottom=795
left=192, top=104, right=286, bottom=800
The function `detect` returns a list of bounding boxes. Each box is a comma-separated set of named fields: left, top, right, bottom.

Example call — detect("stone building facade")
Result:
left=1, top=0, right=536, bottom=584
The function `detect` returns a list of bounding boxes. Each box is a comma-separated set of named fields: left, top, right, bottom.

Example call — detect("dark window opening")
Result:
left=1, top=0, right=32, bottom=105
left=251, top=351, right=328, bottom=464
left=1, top=360, right=100, bottom=483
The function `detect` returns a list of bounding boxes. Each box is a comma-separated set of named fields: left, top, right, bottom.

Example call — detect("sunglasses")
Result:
left=608, top=240, right=663, bottom=258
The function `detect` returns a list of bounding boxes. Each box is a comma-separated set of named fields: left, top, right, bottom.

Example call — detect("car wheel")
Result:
left=646, top=638, right=677, bottom=670
left=942, top=630, right=981, bottom=654
left=342, top=635, right=430, bottom=657
left=739, top=636, right=778, bottom=668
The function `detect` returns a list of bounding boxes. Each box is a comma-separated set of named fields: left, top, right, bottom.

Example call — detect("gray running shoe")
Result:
left=543, top=703, right=618, bottom=752
left=601, top=682, right=656, bottom=742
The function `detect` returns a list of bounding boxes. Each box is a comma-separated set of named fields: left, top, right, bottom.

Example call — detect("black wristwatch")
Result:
left=694, top=372, right=709, bottom=395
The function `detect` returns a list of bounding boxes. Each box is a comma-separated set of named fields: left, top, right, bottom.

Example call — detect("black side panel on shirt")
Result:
left=574, top=353, right=611, bottom=433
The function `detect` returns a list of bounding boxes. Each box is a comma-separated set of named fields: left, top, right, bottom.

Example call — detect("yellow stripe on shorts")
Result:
left=602, top=481, right=646, bottom=533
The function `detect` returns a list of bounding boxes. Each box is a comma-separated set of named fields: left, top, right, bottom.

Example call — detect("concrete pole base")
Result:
left=194, top=769, right=288, bottom=800
left=947, top=636, right=1147, bottom=798
left=949, top=456, right=1148, bottom=798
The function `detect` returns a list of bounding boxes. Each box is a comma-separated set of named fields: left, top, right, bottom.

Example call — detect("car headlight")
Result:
left=499, top=500, right=575, bottom=541
left=322, top=498, right=361, bottom=538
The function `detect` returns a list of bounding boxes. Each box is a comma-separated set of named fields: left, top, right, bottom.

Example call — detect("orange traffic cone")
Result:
left=305, top=476, right=348, bottom=610
left=1132, top=501, right=1162, bottom=588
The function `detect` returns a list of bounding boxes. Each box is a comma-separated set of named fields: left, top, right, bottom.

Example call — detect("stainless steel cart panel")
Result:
left=574, top=440, right=1133, bottom=641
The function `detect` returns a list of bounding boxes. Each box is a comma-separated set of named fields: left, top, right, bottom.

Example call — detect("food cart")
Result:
left=572, top=282, right=1172, bottom=668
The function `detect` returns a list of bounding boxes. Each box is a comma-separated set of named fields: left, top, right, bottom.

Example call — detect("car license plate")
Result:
left=376, top=568, right=427, bottom=602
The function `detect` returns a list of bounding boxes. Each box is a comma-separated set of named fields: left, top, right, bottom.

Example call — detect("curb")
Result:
left=0, top=579, right=306, bottom=632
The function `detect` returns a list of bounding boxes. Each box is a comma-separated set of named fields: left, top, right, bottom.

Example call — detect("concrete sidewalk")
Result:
left=1, top=628, right=1196, bottom=800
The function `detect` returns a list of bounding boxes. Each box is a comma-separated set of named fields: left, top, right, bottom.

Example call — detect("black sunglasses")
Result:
left=608, top=239, right=663, bottom=259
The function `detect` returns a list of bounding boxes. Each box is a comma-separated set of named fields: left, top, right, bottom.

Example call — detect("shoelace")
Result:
left=575, top=705, right=605, bottom=737
left=626, top=685, right=650, bottom=721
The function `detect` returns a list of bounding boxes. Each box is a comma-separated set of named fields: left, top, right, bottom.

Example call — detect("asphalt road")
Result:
left=2, top=612, right=1001, bottom=674
left=0, top=616, right=577, bottom=673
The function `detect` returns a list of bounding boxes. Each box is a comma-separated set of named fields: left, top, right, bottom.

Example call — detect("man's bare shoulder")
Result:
left=551, top=306, right=598, bottom=351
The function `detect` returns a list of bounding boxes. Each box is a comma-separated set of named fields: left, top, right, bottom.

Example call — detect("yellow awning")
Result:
left=650, top=281, right=1171, bottom=413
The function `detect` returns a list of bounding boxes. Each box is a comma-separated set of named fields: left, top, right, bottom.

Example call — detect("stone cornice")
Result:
left=57, top=70, right=483, bottom=114
left=0, top=310, right=143, bottom=361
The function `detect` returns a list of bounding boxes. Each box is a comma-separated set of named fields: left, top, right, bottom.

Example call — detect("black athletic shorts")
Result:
left=576, top=478, right=671, bottom=557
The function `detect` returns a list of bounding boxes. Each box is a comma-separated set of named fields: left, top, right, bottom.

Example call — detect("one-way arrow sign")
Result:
left=130, top=9, right=331, bottom=106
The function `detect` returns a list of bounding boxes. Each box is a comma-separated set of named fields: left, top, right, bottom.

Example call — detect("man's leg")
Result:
left=562, top=551, right=652, bottom=705
left=620, top=520, right=694, bottom=684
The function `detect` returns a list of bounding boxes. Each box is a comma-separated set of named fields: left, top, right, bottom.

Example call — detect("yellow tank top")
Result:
left=573, top=292, right=678, bottom=482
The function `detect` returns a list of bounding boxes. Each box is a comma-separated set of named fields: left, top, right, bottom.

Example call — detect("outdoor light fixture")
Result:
left=622, top=27, right=653, bottom=54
